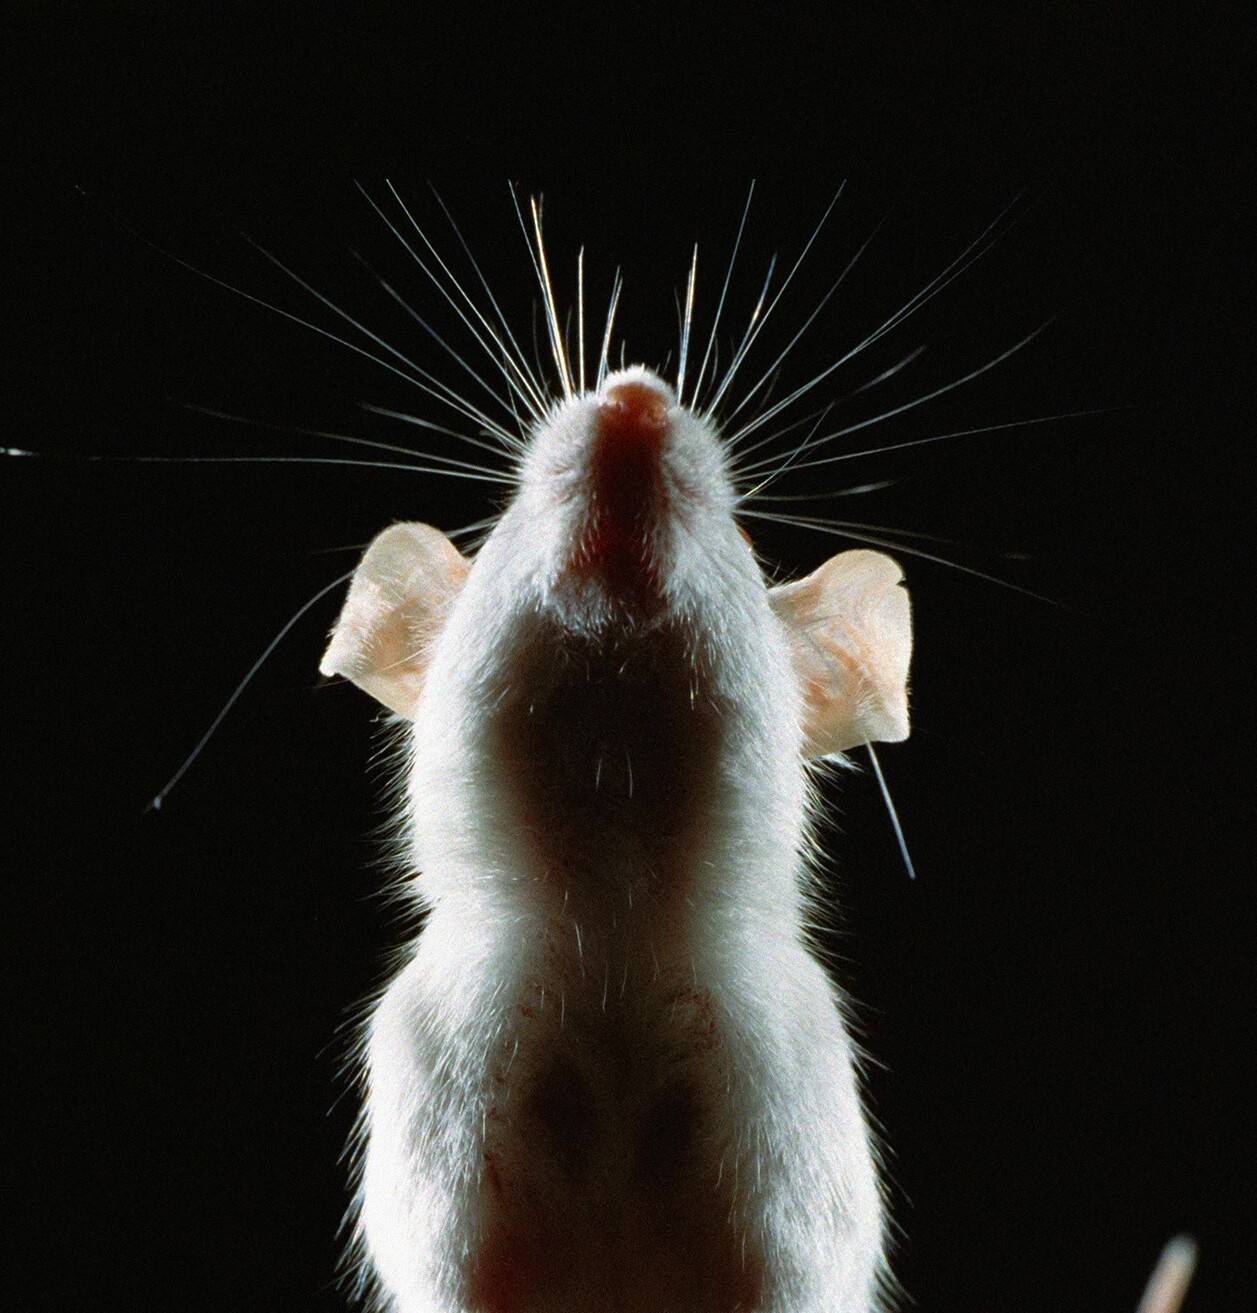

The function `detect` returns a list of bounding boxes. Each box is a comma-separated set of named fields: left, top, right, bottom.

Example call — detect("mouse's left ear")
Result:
left=769, top=549, right=912, bottom=757
left=319, top=522, right=470, bottom=719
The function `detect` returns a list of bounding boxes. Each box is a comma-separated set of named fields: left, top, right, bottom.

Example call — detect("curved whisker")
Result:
left=347, top=245, right=525, bottom=436
left=427, top=183, right=552, bottom=416
left=737, top=404, right=1124, bottom=479
left=739, top=508, right=1062, bottom=605
left=179, top=402, right=515, bottom=473
left=706, top=183, right=846, bottom=420
left=726, top=193, right=1029, bottom=448
left=359, top=401, right=524, bottom=459
left=690, top=181, right=755, bottom=410
left=721, top=207, right=881, bottom=435
left=240, top=233, right=521, bottom=449
left=145, top=567, right=357, bottom=812
left=360, top=182, right=547, bottom=424
left=57, top=452, right=514, bottom=483
left=734, top=324, right=1055, bottom=479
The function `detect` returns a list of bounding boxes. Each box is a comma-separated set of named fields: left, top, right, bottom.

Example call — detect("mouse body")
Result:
left=322, top=365, right=912, bottom=1312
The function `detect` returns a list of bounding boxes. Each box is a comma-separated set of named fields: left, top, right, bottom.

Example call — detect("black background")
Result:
left=4, top=8, right=1247, bottom=1312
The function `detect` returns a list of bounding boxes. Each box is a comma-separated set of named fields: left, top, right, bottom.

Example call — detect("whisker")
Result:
left=690, top=181, right=755, bottom=410
left=722, top=204, right=881, bottom=434
left=597, top=269, right=624, bottom=390
left=732, top=341, right=930, bottom=474
left=734, top=324, right=1055, bottom=478
left=864, top=743, right=916, bottom=881
left=737, top=404, right=1123, bottom=479
left=740, top=508, right=1061, bottom=605
left=676, top=244, right=699, bottom=403
left=705, top=251, right=777, bottom=415
left=180, top=402, right=516, bottom=475
left=512, top=190, right=574, bottom=399
left=240, top=233, right=521, bottom=449
left=739, top=401, right=836, bottom=500
left=36, top=452, right=513, bottom=483
left=705, top=183, right=846, bottom=419
left=368, top=181, right=548, bottom=422
left=728, top=343, right=920, bottom=470
left=359, top=402, right=524, bottom=459
left=748, top=479, right=897, bottom=501
left=105, top=213, right=524, bottom=451
left=427, top=182, right=552, bottom=415
left=145, top=568, right=357, bottom=812
left=849, top=343, right=929, bottom=396
left=346, top=244, right=525, bottom=432
left=721, top=221, right=888, bottom=444
left=577, top=247, right=587, bottom=395
left=738, top=510, right=969, bottom=547
left=1135, top=1236, right=1197, bottom=1313
left=727, top=193, right=1029, bottom=448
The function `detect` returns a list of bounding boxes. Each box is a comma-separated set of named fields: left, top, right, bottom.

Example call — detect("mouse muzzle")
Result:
left=570, top=374, right=673, bottom=597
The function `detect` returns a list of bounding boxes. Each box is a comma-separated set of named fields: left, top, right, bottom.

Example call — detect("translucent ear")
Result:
left=769, top=549, right=912, bottom=757
left=319, top=523, right=470, bottom=719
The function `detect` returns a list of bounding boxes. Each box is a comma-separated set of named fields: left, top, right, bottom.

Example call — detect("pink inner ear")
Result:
left=319, top=522, right=470, bottom=718
left=769, top=548, right=912, bottom=756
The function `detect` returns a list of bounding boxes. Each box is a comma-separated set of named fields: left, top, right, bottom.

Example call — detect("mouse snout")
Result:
left=571, top=373, right=675, bottom=590
left=597, top=379, right=670, bottom=451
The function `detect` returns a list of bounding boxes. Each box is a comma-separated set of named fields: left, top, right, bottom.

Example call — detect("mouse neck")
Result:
left=406, top=609, right=809, bottom=952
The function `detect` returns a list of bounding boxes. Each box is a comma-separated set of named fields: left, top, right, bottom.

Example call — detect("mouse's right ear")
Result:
left=319, top=522, right=470, bottom=719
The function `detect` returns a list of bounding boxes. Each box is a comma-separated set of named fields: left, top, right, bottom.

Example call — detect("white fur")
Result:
left=337, top=369, right=893, bottom=1312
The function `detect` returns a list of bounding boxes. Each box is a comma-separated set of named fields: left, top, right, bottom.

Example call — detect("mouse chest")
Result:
left=471, top=971, right=762, bottom=1313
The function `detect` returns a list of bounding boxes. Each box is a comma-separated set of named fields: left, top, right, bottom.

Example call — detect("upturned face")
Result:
left=483, top=365, right=761, bottom=639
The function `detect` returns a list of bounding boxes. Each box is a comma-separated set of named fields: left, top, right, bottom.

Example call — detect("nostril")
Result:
left=598, top=381, right=670, bottom=449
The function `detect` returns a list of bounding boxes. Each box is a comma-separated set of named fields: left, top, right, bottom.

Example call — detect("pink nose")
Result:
left=596, top=381, right=669, bottom=456
left=576, top=381, right=671, bottom=593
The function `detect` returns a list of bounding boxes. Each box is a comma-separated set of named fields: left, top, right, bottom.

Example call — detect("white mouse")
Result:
left=321, top=358, right=912, bottom=1312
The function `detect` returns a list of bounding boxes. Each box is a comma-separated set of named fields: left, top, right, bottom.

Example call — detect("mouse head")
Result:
left=319, top=365, right=911, bottom=759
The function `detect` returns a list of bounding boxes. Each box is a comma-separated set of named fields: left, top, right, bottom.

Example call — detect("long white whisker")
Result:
left=739, top=508, right=1061, bottom=605
left=739, top=401, right=836, bottom=500
left=240, top=233, right=520, bottom=449
left=577, top=247, right=587, bottom=395
left=691, top=181, right=755, bottom=409
left=373, top=181, right=548, bottom=421
left=54, top=452, right=513, bottom=483
left=1136, top=1237, right=1197, bottom=1313
left=181, top=402, right=515, bottom=475
left=849, top=343, right=929, bottom=396
left=677, top=244, right=699, bottom=403
left=145, top=568, right=357, bottom=812
left=597, top=269, right=623, bottom=390
left=727, top=193, right=1028, bottom=447
left=528, top=195, right=575, bottom=398
left=358, top=402, right=524, bottom=459
left=734, top=324, right=1055, bottom=478
left=505, top=187, right=566, bottom=398
left=749, top=480, right=897, bottom=501
left=427, top=182, right=552, bottom=414
left=704, top=251, right=776, bottom=415
left=125, top=227, right=523, bottom=450
left=864, top=744, right=916, bottom=881
left=738, top=402, right=1118, bottom=481
left=705, top=183, right=845, bottom=418
left=731, top=342, right=931, bottom=471
left=735, top=510, right=969, bottom=546
left=722, top=222, right=886, bottom=441
left=347, top=244, right=525, bottom=431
